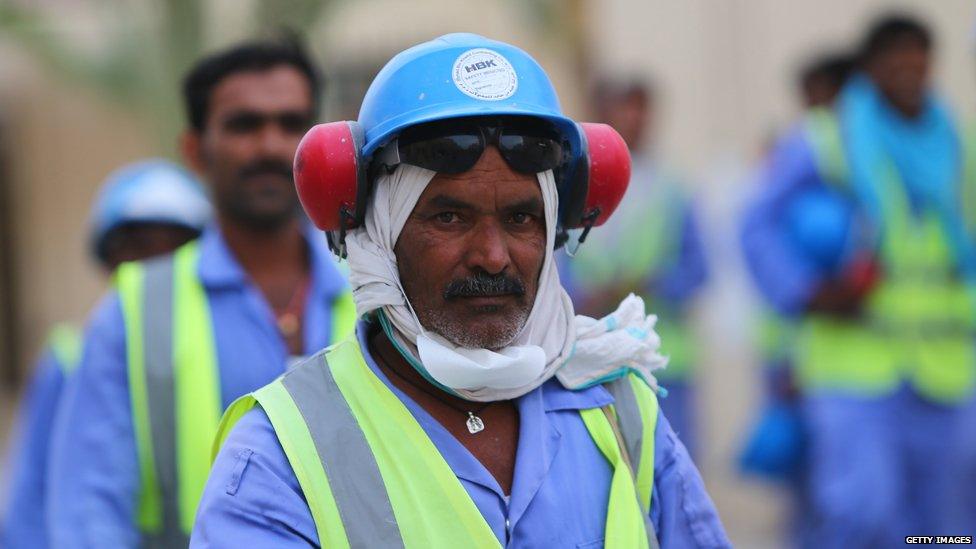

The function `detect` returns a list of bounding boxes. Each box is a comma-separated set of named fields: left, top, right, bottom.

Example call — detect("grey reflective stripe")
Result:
left=603, top=377, right=660, bottom=549
left=140, top=255, right=188, bottom=548
left=644, top=507, right=660, bottom=549
left=604, top=377, right=644, bottom=475
left=281, top=353, right=405, bottom=548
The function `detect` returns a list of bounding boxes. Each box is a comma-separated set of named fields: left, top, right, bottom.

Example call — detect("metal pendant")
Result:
left=277, top=313, right=299, bottom=338
left=466, top=412, right=485, bottom=434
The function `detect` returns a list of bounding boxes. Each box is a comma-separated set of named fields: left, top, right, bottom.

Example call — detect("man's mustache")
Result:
left=239, top=159, right=293, bottom=181
left=444, top=272, right=526, bottom=300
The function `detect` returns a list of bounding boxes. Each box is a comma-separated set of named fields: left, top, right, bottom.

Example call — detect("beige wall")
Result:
left=0, top=46, right=156, bottom=378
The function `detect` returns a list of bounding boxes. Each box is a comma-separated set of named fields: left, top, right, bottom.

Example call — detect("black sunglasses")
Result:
left=374, top=116, right=566, bottom=175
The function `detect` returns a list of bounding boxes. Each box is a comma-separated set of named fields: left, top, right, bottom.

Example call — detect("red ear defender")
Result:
left=577, top=122, right=631, bottom=227
left=293, top=121, right=364, bottom=232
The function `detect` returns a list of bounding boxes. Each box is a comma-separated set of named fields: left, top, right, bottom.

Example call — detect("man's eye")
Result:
left=278, top=113, right=314, bottom=134
left=435, top=212, right=460, bottom=224
left=510, top=212, right=534, bottom=224
left=224, top=114, right=264, bottom=133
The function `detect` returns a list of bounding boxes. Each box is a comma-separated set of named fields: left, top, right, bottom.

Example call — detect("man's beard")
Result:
left=425, top=305, right=530, bottom=350
left=220, top=158, right=301, bottom=231
left=419, top=272, right=531, bottom=350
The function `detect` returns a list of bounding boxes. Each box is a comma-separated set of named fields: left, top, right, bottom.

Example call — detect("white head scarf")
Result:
left=345, top=164, right=667, bottom=402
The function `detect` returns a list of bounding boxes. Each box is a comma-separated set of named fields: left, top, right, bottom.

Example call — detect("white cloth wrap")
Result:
left=345, top=164, right=666, bottom=401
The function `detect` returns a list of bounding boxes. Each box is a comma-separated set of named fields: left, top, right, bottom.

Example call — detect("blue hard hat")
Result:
left=89, top=159, right=212, bottom=260
left=785, top=187, right=854, bottom=274
left=738, top=402, right=806, bottom=480
left=358, top=33, right=583, bottom=162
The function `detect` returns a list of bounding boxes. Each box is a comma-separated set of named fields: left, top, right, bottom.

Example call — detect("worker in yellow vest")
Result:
left=559, top=77, right=709, bottom=458
left=1, top=160, right=211, bottom=548
left=192, top=33, right=730, bottom=548
left=47, top=39, right=355, bottom=547
left=738, top=52, right=854, bottom=545
left=948, top=34, right=976, bottom=536
left=741, top=16, right=976, bottom=547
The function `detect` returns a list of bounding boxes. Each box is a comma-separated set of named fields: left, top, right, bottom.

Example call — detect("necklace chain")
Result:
left=373, top=338, right=492, bottom=433
left=274, top=275, right=310, bottom=339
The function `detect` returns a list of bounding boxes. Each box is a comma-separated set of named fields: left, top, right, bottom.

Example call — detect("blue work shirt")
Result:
left=47, top=225, right=348, bottom=548
left=192, top=322, right=731, bottom=548
left=740, top=125, right=829, bottom=315
left=2, top=348, right=70, bottom=548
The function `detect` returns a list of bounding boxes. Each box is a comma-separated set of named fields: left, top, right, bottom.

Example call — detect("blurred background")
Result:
left=1, top=0, right=975, bottom=546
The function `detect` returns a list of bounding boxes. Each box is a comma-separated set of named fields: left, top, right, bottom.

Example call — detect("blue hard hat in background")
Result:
left=738, top=401, right=806, bottom=480
left=89, top=159, right=212, bottom=261
left=358, top=33, right=583, bottom=162
left=785, top=187, right=854, bottom=274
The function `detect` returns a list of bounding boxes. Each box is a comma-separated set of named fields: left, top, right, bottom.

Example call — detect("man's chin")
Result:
left=427, top=308, right=528, bottom=351
left=225, top=202, right=300, bottom=232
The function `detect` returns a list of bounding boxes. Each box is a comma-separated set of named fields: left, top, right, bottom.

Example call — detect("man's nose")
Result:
left=257, top=123, right=295, bottom=158
left=464, top=219, right=511, bottom=275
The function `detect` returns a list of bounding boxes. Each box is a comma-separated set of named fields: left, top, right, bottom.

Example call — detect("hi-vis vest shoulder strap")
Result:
left=117, top=241, right=359, bottom=546
left=216, top=336, right=661, bottom=548
left=804, top=107, right=849, bottom=187
left=117, top=242, right=220, bottom=547
left=46, top=323, right=83, bottom=375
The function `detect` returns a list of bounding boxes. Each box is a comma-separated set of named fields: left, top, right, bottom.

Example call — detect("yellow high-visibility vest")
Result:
left=116, top=241, right=356, bottom=546
left=216, top=335, right=662, bottom=548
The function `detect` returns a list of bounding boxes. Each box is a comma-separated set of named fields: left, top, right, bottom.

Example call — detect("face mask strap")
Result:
left=376, top=308, right=463, bottom=397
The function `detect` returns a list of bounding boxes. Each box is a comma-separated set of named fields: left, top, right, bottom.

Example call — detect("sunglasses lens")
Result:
left=498, top=134, right=563, bottom=174
left=399, top=133, right=483, bottom=173
left=391, top=116, right=565, bottom=175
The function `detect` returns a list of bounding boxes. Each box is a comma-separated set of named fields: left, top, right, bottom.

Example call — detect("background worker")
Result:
left=48, top=38, right=354, bottom=547
left=741, top=15, right=975, bottom=546
left=0, top=159, right=212, bottom=549
left=738, top=50, right=854, bottom=544
left=193, top=33, right=729, bottom=548
left=798, top=53, right=857, bottom=110
left=949, top=26, right=976, bottom=534
left=559, top=77, right=709, bottom=456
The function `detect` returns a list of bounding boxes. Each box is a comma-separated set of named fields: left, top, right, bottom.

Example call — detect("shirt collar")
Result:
left=540, top=378, right=614, bottom=412
left=196, top=221, right=347, bottom=300
left=195, top=224, right=246, bottom=288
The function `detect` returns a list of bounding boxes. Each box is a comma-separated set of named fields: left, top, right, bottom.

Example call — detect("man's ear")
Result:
left=179, top=130, right=206, bottom=175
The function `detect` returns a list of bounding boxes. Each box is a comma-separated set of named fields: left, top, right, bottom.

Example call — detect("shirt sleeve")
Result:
left=654, top=201, right=709, bottom=306
left=1, top=350, right=65, bottom=547
left=47, top=293, right=141, bottom=548
left=650, top=413, right=731, bottom=548
left=190, top=407, right=319, bottom=548
left=739, top=128, right=825, bottom=315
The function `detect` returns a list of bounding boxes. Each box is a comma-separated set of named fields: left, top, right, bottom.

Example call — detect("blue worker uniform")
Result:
left=1, top=340, right=76, bottom=548
left=192, top=322, right=731, bottom=548
left=559, top=158, right=708, bottom=458
left=644, top=206, right=708, bottom=459
left=47, top=225, right=348, bottom=547
left=740, top=77, right=975, bottom=547
left=741, top=125, right=832, bottom=316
